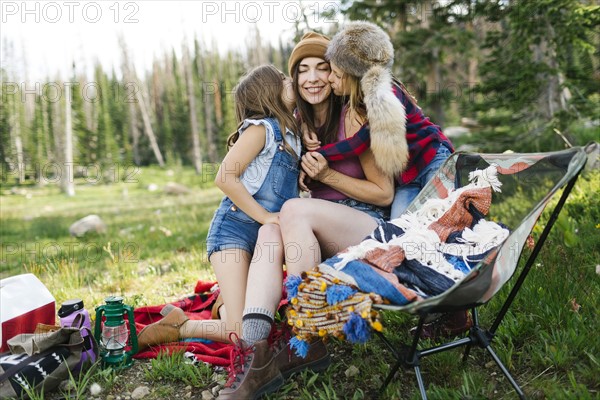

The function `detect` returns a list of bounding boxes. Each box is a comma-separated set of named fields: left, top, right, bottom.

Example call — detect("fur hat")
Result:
left=288, top=32, right=330, bottom=77
left=327, top=21, right=408, bottom=177
left=325, top=21, right=394, bottom=78
left=361, top=66, right=409, bottom=177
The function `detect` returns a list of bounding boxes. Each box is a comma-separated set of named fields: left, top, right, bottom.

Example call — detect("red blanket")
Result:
left=133, top=281, right=233, bottom=366
left=133, top=280, right=287, bottom=367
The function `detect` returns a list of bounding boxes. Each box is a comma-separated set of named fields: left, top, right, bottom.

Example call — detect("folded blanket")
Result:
left=286, top=165, right=510, bottom=355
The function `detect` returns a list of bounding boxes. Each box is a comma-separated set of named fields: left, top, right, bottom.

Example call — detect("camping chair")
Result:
left=372, top=145, right=593, bottom=399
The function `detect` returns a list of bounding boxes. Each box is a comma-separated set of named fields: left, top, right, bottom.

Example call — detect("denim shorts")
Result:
left=333, top=198, right=389, bottom=224
left=206, top=198, right=262, bottom=260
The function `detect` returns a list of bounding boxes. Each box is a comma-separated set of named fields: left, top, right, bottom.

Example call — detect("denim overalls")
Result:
left=206, top=118, right=300, bottom=260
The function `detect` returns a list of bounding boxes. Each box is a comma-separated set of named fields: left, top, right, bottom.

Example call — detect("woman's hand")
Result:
left=301, top=152, right=331, bottom=182
left=302, top=124, right=321, bottom=151
left=299, top=170, right=311, bottom=192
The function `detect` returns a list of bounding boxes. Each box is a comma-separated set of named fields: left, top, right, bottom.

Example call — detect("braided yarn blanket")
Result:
left=285, top=165, right=510, bottom=355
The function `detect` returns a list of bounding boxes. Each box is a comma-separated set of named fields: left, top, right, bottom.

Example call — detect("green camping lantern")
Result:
left=94, top=296, right=138, bottom=369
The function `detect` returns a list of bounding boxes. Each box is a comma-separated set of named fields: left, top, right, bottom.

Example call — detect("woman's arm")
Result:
left=215, top=124, right=279, bottom=225
left=301, top=149, right=394, bottom=207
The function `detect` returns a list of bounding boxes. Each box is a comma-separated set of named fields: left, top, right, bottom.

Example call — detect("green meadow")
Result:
left=1, top=166, right=598, bottom=399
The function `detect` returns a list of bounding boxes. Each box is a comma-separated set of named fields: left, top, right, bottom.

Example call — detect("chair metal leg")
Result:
left=485, top=345, right=526, bottom=399
left=463, top=308, right=478, bottom=362
left=377, top=316, right=428, bottom=396
left=380, top=358, right=403, bottom=394
left=414, top=365, right=428, bottom=400
left=462, top=344, right=472, bottom=363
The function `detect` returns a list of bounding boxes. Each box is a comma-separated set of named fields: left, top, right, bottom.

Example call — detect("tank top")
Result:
left=309, top=106, right=366, bottom=200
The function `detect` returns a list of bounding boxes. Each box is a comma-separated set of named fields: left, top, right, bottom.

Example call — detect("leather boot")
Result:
left=137, top=305, right=189, bottom=350
left=271, top=325, right=331, bottom=378
left=218, top=335, right=283, bottom=400
left=275, top=339, right=331, bottom=378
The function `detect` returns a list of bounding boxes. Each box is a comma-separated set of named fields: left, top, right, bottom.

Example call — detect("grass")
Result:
left=0, top=165, right=598, bottom=399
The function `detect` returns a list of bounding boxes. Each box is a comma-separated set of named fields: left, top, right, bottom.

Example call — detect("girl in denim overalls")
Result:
left=204, top=65, right=300, bottom=340
left=136, top=65, right=300, bottom=350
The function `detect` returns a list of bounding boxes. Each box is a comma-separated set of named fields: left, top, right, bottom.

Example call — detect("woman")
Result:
left=217, top=31, right=395, bottom=400
left=282, top=20, right=453, bottom=282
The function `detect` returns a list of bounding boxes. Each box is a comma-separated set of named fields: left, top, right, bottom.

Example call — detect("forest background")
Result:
left=2, top=0, right=598, bottom=184
left=1, top=1, right=599, bottom=399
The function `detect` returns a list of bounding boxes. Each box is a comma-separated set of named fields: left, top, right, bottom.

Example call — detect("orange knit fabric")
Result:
left=363, top=246, right=406, bottom=273
left=429, top=187, right=492, bottom=241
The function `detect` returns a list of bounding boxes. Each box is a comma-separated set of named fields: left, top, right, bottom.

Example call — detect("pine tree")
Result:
left=183, top=40, right=203, bottom=173
left=473, top=0, right=600, bottom=151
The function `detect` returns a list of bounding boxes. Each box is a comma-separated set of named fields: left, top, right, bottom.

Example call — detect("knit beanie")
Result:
left=288, top=32, right=330, bottom=77
left=325, top=21, right=394, bottom=78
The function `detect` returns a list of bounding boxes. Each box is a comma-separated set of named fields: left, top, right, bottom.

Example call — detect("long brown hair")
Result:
left=227, top=65, right=299, bottom=153
left=292, top=63, right=343, bottom=146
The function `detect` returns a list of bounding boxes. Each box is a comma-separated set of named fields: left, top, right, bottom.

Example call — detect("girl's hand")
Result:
left=301, top=152, right=331, bottom=182
left=299, top=170, right=311, bottom=192
left=302, top=124, right=321, bottom=151
left=263, top=212, right=280, bottom=225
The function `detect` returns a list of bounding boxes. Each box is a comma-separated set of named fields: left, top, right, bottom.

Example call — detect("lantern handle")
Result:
left=124, top=305, right=138, bottom=355
left=93, top=305, right=106, bottom=345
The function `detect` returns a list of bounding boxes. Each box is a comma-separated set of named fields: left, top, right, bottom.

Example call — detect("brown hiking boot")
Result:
left=137, top=305, right=189, bottom=350
left=411, top=310, right=473, bottom=340
left=271, top=325, right=331, bottom=378
left=217, top=334, right=283, bottom=400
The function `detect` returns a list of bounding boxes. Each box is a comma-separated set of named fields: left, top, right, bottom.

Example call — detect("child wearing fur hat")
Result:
left=323, top=20, right=468, bottom=341
left=323, top=20, right=454, bottom=219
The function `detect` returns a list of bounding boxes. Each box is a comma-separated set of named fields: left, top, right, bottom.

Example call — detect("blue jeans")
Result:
left=390, top=145, right=452, bottom=219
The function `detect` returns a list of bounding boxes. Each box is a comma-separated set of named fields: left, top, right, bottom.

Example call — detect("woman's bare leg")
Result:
left=279, top=198, right=378, bottom=276
left=179, top=248, right=251, bottom=342
left=244, top=224, right=285, bottom=316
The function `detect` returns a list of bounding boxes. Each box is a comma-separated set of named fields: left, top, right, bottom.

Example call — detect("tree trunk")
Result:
left=128, top=94, right=141, bottom=165
left=197, top=50, right=218, bottom=163
left=421, top=0, right=445, bottom=126
left=63, top=84, right=75, bottom=196
left=11, top=97, right=25, bottom=184
left=183, top=43, right=203, bottom=173
left=135, top=86, right=165, bottom=167
left=532, top=20, right=572, bottom=119
left=119, top=36, right=165, bottom=167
